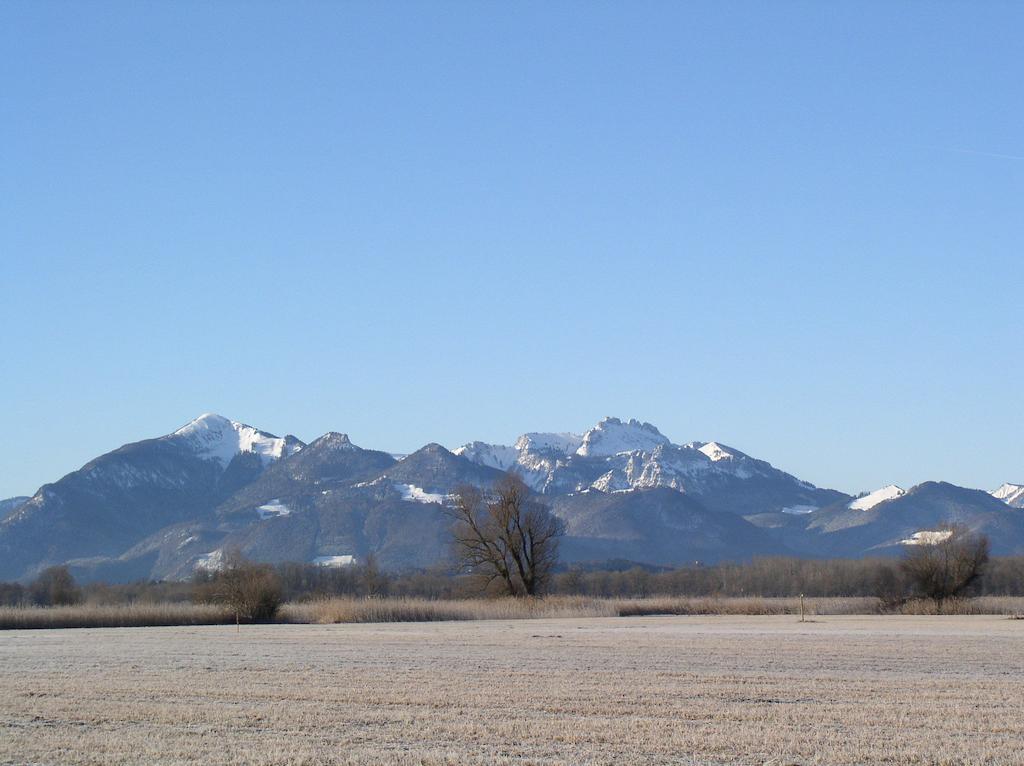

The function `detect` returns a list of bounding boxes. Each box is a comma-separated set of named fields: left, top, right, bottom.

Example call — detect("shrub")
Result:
left=29, top=566, right=83, bottom=606
left=193, top=552, right=283, bottom=622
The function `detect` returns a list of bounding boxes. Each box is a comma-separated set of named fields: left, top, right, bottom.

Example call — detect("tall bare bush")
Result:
left=29, top=566, right=82, bottom=606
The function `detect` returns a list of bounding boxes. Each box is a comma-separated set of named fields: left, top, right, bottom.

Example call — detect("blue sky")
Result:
left=2, top=1, right=1021, bottom=499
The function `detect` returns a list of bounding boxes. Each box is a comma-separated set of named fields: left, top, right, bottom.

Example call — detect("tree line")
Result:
left=4, top=543, right=1019, bottom=610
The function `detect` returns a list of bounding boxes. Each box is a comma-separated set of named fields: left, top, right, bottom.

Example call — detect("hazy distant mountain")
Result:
left=0, top=497, right=29, bottom=519
left=0, top=414, right=303, bottom=581
left=4, top=413, right=1021, bottom=583
left=553, top=488, right=791, bottom=565
left=755, top=481, right=1024, bottom=557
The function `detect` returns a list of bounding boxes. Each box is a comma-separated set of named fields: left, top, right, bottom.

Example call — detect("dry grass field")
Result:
left=1, top=615, right=1022, bottom=765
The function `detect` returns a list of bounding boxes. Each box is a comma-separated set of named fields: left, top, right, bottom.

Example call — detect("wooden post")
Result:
left=800, top=593, right=805, bottom=623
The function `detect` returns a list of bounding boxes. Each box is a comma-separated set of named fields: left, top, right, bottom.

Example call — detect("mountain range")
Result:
left=1, top=414, right=1021, bottom=582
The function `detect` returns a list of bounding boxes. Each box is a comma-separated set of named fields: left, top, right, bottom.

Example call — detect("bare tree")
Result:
left=900, top=524, right=990, bottom=613
left=447, top=473, right=565, bottom=597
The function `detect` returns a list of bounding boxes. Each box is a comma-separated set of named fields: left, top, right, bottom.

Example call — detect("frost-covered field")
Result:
left=1, top=616, right=1021, bottom=765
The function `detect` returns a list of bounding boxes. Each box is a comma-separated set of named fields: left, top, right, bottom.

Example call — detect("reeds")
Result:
left=279, top=595, right=617, bottom=624
left=5, top=595, right=1023, bottom=629
left=0, top=602, right=234, bottom=630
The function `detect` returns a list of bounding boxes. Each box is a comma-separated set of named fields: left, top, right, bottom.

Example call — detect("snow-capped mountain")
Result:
left=454, top=416, right=844, bottom=514
left=169, top=413, right=303, bottom=467
left=763, top=481, right=1024, bottom=558
left=0, top=414, right=304, bottom=581
left=991, top=483, right=1024, bottom=508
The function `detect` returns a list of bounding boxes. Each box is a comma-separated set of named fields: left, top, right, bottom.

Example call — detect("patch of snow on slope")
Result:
left=849, top=485, right=905, bottom=511
left=575, top=417, right=670, bottom=457
left=194, top=549, right=224, bottom=571
left=782, top=505, right=818, bottom=515
left=991, top=483, right=1024, bottom=508
left=698, top=442, right=735, bottom=462
left=590, top=470, right=631, bottom=493
left=257, top=500, right=292, bottom=519
left=395, top=483, right=449, bottom=505
left=170, top=413, right=302, bottom=467
left=313, top=555, right=356, bottom=567
left=901, top=529, right=954, bottom=546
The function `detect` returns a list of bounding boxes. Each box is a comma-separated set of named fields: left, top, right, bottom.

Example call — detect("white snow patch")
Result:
left=170, top=413, right=302, bottom=467
left=849, top=485, right=905, bottom=511
left=590, top=470, right=631, bottom=493
left=781, top=505, right=818, bottom=515
left=991, top=483, right=1024, bottom=507
left=256, top=500, right=292, bottom=519
left=195, top=549, right=224, bottom=571
left=901, top=529, right=954, bottom=546
left=394, top=483, right=449, bottom=504
left=698, top=442, right=735, bottom=462
left=354, top=476, right=387, bottom=488
left=313, top=555, right=357, bottom=567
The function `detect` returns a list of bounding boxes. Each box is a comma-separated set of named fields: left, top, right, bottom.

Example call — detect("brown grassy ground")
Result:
left=1, top=614, right=1022, bottom=765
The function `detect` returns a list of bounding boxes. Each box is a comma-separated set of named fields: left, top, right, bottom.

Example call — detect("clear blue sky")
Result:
left=2, top=1, right=1022, bottom=500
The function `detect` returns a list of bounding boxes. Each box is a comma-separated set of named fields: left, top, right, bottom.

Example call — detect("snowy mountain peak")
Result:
left=169, top=413, right=303, bottom=467
left=174, top=412, right=233, bottom=433
left=992, top=483, right=1024, bottom=508
left=848, top=484, right=905, bottom=511
left=698, top=442, right=736, bottom=462
left=575, top=417, right=670, bottom=457
left=514, top=432, right=583, bottom=455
